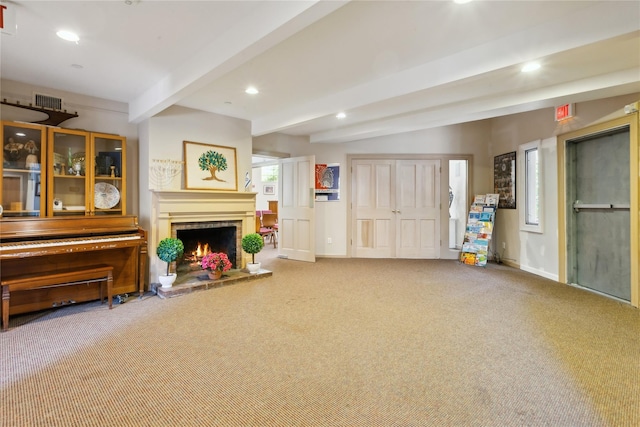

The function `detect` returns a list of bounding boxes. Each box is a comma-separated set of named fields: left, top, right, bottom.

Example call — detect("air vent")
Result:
left=33, top=93, right=63, bottom=110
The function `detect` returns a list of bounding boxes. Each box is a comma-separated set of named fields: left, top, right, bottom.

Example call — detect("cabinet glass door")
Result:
left=1, top=121, right=46, bottom=217
left=91, top=133, right=125, bottom=215
left=48, top=128, right=89, bottom=215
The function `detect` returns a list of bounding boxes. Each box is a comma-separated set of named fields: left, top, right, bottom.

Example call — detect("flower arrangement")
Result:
left=201, top=252, right=232, bottom=272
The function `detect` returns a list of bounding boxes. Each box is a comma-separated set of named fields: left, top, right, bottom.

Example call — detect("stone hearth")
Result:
left=154, top=267, right=272, bottom=299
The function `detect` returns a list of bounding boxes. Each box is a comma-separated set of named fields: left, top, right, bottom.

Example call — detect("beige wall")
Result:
left=253, top=121, right=493, bottom=258
left=254, top=93, right=640, bottom=274
left=4, top=77, right=638, bottom=284
left=489, top=93, right=640, bottom=279
left=137, top=105, right=253, bottom=280
left=1, top=79, right=140, bottom=215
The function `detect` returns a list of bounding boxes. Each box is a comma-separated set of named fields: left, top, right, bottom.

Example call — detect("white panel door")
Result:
left=278, top=155, right=315, bottom=262
left=352, top=158, right=441, bottom=259
left=352, top=160, right=395, bottom=258
left=396, top=160, right=441, bottom=258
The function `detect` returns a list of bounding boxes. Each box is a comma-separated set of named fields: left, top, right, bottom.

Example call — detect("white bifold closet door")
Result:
left=352, top=159, right=441, bottom=259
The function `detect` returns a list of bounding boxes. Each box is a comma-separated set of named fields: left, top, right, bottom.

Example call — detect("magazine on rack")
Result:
left=459, top=194, right=498, bottom=267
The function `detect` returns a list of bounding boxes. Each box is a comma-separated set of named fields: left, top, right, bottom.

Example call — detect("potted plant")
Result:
left=156, top=237, right=184, bottom=288
left=201, top=252, right=232, bottom=280
left=242, top=233, right=264, bottom=274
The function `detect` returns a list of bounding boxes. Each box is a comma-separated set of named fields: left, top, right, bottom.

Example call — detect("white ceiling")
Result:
left=2, top=0, right=639, bottom=144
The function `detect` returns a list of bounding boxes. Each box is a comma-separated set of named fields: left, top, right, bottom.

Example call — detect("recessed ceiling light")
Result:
left=56, top=30, right=79, bottom=43
left=521, top=61, right=541, bottom=73
left=336, top=112, right=346, bottom=119
left=245, top=86, right=259, bottom=95
left=453, top=0, right=473, bottom=4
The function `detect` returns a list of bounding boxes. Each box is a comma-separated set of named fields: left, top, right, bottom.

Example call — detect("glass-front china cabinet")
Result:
left=1, top=122, right=46, bottom=217
left=1, top=121, right=126, bottom=217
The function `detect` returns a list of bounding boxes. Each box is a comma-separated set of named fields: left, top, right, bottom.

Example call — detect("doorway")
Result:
left=449, top=159, right=468, bottom=249
left=252, top=156, right=280, bottom=212
left=566, top=128, right=630, bottom=300
left=558, top=113, right=639, bottom=306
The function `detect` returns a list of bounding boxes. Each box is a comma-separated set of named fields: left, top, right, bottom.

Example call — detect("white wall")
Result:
left=515, top=137, right=559, bottom=281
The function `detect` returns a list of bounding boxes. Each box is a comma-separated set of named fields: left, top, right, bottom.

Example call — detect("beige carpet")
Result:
left=1, top=253, right=639, bottom=426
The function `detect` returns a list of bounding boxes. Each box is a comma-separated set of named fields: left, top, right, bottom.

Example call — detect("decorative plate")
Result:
left=94, top=182, right=120, bottom=209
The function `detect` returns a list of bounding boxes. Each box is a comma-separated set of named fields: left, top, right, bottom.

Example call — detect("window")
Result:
left=519, top=140, right=543, bottom=233
left=261, top=164, right=278, bottom=182
left=525, top=147, right=539, bottom=225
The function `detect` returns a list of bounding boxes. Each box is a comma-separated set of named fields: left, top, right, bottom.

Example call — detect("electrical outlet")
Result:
left=327, top=237, right=332, bottom=244
left=502, top=242, right=506, bottom=249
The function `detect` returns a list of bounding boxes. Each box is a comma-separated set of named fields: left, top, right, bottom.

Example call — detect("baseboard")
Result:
left=501, top=259, right=520, bottom=269
left=502, top=259, right=559, bottom=282
left=520, top=264, right=559, bottom=282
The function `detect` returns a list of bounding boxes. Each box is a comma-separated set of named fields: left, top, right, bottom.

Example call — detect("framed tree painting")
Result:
left=183, top=141, right=238, bottom=191
left=494, top=151, right=516, bottom=209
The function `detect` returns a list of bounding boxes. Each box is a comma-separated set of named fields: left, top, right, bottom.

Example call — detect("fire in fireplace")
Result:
left=173, top=221, right=242, bottom=269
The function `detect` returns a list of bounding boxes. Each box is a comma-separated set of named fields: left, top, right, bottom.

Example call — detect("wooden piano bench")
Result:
left=1, top=264, right=114, bottom=332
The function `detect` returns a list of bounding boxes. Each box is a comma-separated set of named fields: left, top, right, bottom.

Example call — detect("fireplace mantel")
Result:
left=150, top=190, right=256, bottom=282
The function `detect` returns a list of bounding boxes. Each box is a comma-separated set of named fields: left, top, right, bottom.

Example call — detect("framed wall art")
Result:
left=494, top=151, right=516, bottom=209
left=263, top=184, right=275, bottom=195
left=314, top=163, right=340, bottom=201
left=183, top=141, right=238, bottom=191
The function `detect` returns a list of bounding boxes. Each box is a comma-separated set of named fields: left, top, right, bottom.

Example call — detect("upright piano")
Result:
left=0, top=215, right=147, bottom=318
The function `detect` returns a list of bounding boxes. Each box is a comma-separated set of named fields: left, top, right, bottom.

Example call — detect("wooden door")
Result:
left=268, top=200, right=278, bottom=215
left=352, top=159, right=441, bottom=258
left=396, top=160, right=441, bottom=258
left=278, top=155, right=316, bottom=262
left=352, top=160, right=395, bottom=258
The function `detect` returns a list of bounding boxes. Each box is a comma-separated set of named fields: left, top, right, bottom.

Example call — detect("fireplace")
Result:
left=173, top=221, right=242, bottom=268
left=150, top=190, right=257, bottom=284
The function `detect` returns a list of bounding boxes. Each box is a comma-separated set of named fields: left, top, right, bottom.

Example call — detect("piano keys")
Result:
left=0, top=215, right=147, bottom=319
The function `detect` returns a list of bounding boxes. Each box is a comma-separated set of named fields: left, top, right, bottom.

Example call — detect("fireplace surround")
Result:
left=150, top=190, right=256, bottom=284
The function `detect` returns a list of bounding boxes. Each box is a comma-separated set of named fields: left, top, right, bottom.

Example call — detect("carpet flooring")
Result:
left=1, top=252, right=639, bottom=426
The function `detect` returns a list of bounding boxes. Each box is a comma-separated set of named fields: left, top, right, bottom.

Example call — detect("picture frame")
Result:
left=183, top=141, right=238, bottom=191
left=494, top=151, right=516, bottom=209
left=314, top=163, right=340, bottom=201
left=263, top=184, right=275, bottom=195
